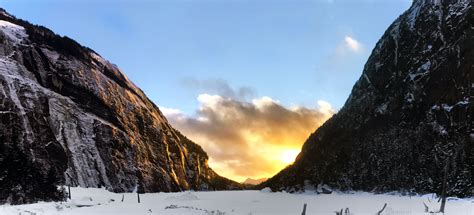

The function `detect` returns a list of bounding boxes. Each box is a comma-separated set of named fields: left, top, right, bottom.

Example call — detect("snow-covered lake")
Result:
left=1, top=187, right=473, bottom=215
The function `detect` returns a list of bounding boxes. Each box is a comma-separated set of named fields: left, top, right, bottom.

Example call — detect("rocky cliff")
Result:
left=0, top=9, right=239, bottom=204
left=265, top=0, right=473, bottom=197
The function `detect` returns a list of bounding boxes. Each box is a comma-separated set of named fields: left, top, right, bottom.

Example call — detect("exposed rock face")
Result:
left=0, top=9, right=239, bottom=203
left=265, top=0, right=473, bottom=197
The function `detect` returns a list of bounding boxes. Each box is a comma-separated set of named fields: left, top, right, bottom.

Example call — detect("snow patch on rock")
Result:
left=260, top=187, right=272, bottom=193
left=406, top=1, right=421, bottom=30
left=376, top=102, right=388, bottom=114
left=0, top=20, right=27, bottom=44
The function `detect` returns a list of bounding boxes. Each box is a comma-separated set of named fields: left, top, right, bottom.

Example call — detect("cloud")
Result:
left=344, top=36, right=362, bottom=52
left=335, top=35, right=364, bottom=55
left=160, top=106, right=183, bottom=116
left=161, top=93, right=334, bottom=181
left=180, top=78, right=255, bottom=101
left=322, top=34, right=366, bottom=72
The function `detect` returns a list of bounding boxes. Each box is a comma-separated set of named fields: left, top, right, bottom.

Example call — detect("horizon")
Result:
left=0, top=0, right=413, bottom=182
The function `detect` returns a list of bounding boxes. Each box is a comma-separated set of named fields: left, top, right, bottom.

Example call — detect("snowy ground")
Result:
left=1, top=187, right=473, bottom=215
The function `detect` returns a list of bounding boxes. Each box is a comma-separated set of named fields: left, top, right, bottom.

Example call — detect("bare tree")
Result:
left=432, top=96, right=470, bottom=213
left=301, top=203, right=307, bottom=215
left=376, top=203, right=387, bottom=215
left=439, top=157, right=449, bottom=213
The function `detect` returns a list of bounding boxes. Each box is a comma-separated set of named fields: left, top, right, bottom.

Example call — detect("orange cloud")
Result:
left=161, top=94, right=334, bottom=182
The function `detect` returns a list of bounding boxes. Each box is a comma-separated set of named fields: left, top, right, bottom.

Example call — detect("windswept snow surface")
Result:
left=1, top=187, right=473, bottom=215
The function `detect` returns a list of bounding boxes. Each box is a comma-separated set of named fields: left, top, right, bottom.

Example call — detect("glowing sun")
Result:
left=280, top=149, right=300, bottom=165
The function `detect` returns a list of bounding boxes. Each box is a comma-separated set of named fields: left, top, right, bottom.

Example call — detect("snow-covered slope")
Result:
left=1, top=187, right=473, bottom=215
left=0, top=9, right=239, bottom=204
left=265, top=0, right=474, bottom=196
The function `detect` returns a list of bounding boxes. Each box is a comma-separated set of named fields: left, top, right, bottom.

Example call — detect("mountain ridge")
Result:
left=264, top=0, right=473, bottom=197
left=242, top=178, right=268, bottom=185
left=0, top=8, right=240, bottom=204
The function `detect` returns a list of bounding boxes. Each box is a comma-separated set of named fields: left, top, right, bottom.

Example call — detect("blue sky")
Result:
left=0, top=0, right=414, bottom=180
left=1, top=0, right=411, bottom=114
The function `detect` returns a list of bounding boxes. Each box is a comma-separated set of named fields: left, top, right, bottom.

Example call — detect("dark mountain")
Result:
left=0, top=9, right=240, bottom=204
left=264, top=0, right=473, bottom=197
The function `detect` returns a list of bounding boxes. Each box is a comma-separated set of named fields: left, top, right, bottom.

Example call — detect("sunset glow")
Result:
left=280, top=149, right=300, bottom=165
left=163, top=95, right=334, bottom=182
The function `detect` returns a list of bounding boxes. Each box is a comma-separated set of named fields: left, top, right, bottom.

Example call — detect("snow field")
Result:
left=1, top=187, right=473, bottom=215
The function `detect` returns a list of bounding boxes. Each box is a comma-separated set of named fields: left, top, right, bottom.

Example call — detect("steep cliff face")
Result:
left=0, top=9, right=239, bottom=203
left=265, top=0, right=473, bottom=196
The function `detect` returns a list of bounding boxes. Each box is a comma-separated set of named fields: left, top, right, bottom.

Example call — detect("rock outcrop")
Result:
left=0, top=9, right=239, bottom=204
left=265, top=0, right=473, bottom=197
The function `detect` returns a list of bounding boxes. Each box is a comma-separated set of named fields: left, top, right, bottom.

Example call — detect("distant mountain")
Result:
left=242, top=178, right=268, bottom=185
left=264, top=0, right=473, bottom=197
left=0, top=9, right=240, bottom=204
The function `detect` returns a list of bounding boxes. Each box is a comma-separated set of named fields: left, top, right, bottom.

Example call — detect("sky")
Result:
left=0, top=0, right=412, bottom=182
